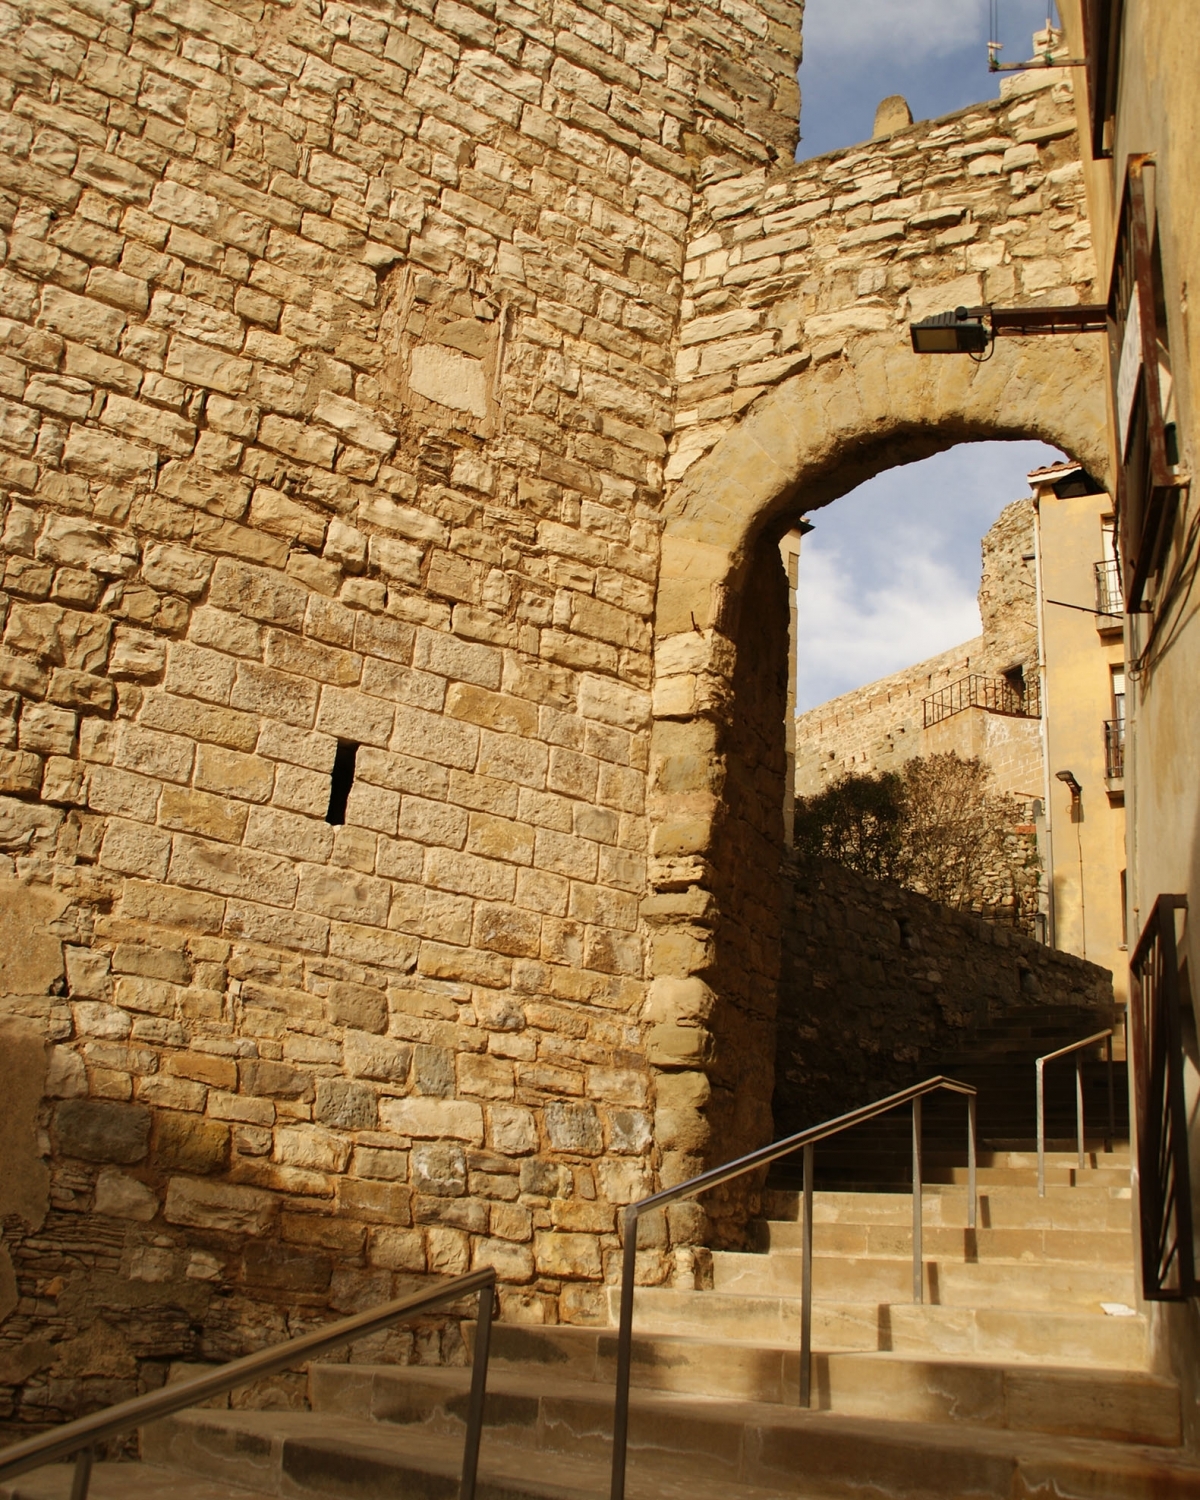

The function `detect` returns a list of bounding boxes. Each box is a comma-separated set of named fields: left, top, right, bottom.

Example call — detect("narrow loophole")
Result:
left=326, top=740, right=359, bottom=825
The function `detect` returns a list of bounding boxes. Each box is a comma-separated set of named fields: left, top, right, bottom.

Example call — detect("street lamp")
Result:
left=910, top=303, right=1107, bottom=354
left=910, top=307, right=990, bottom=354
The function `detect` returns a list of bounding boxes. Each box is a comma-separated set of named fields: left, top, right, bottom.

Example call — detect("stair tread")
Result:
left=153, top=1391, right=1200, bottom=1488
left=0, top=1462, right=275, bottom=1500
left=338, top=1347, right=1180, bottom=1392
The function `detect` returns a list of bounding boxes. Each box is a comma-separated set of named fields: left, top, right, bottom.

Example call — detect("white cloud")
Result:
left=803, top=0, right=989, bottom=64
left=796, top=542, right=981, bottom=711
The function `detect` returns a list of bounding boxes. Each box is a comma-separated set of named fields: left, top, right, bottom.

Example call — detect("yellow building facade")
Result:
left=1031, top=461, right=1129, bottom=1001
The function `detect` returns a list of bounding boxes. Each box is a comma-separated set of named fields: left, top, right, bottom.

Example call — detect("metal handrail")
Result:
left=1035, top=1029, right=1116, bottom=1196
left=0, top=1268, right=498, bottom=1500
left=609, top=1076, right=976, bottom=1500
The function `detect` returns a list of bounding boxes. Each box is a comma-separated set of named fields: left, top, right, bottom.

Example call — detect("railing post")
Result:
left=69, top=1447, right=93, bottom=1500
left=1036, top=1057, right=1046, bottom=1198
left=967, top=1092, right=977, bottom=1231
left=1105, top=1032, right=1115, bottom=1153
left=458, top=1277, right=495, bottom=1500
left=912, top=1096, right=923, bottom=1304
left=1075, top=1050, right=1086, bottom=1171
left=799, top=1142, right=813, bottom=1409
left=609, top=1208, right=638, bottom=1500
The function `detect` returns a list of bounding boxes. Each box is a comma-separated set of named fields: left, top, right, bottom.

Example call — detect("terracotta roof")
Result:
left=1026, top=460, right=1081, bottom=483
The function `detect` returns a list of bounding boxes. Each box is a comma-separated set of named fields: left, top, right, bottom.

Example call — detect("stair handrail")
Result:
left=609, top=1076, right=977, bottom=1500
left=0, top=1267, right=498, bottom=1500
left=1035, top=1027, right=1117, bottom=1196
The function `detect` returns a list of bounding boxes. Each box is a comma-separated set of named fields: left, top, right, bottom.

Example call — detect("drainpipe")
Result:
left=779, top=528, right=804, bottom=847
left=1032, top=495, right=1056, bottom=948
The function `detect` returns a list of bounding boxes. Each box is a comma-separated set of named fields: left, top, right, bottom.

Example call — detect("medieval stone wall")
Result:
left=0, top=0, right=1110, bottom=1435
left=666, top=75, right=1095, bottom=484
left=773, top=853, right=1115, bottom=1138
left=0, top=0, right=804, bottom=1429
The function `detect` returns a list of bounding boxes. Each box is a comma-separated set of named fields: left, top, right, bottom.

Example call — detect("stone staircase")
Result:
left=9, top=1139, right=1200, bottom=1500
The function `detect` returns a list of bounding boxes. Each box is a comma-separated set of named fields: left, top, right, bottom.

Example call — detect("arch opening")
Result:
left=647, top=335, right=1110, bottom=1255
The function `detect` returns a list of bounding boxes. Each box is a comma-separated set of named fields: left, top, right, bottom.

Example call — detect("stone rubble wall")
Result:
left=667, top=76, right=1096, bottom=482
left=773, top=852, right=1115, bottom=1138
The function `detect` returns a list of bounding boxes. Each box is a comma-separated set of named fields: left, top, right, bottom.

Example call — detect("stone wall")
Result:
left=666, top=76, right=1096, bottom=485
left=0, top=0, right=1110, bottom=1435
left=0, top=0, right=805, bottom=1431
left=773, top=853, right=1115, bottom=1138
left=794, top=497, right=1041, bottom=799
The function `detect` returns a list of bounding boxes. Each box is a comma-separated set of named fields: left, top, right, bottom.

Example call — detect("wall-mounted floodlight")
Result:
left=796, top=516, right=815, bottom=535
left=1055, top=769, right=1083, bottom=800
left=910, top=303, right=1107, bottom=355
left=910, top=307, right=989, bottom=354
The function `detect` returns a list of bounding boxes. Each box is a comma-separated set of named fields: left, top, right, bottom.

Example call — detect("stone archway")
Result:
left=644, top=329, right=1109, bottom=1247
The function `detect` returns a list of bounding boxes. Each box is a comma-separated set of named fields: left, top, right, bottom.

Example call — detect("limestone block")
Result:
left=473, top=1237, right=535, bottom=1281
left=316, top=1078, right=378, bottom=1130
left=609, top=1109, right=652, bottom=1153
left=409, top=344, right=489, bottom=418
left=643, top=976, right=716, bottom=1024
left=36, top=515, right=139, bottom=578
left=45, top=1046, right=87, bottom=1098
left=94, top=1167, right=158, bottom=1221
left=426, top=1226, right=470, bottom=1276
left=380, top=1094, right=485, bottom=1144
left=154, top=1113, right=230, bottom=1175
left=274, top=1125, right=352, bottom=1174
left=487, top=1103, right=537, bottom=1155
left=653, top=1105, right=708, bottom=1151
left=544, top=1100, right=603, bottom=1155
left=368, top=1227, right=426, bottom=1271
left=596, top=1159, right=651, bottom=1204
left=534, top=1231, right=603, bottom=1280
left=645, top=1023, right=713, bottom=1068
left=54, top=1099, right=150, bottom=1163
left=109, top=627, right=167, bottom=680
left=65, top=945, right=112, bottom=1001
left=314, top=391, right=397, bottom=456
left=410, top=1140, right=468, bottom=1196
left=344, top=1029, right=411, bottom=1082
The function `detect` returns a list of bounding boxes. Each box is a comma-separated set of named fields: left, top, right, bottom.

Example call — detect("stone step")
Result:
left=142, top=1383, right=1200, bottom=1500
left=0, top=1462, right=275, bottom=1500
left=805, top=1163, right=1132, bottom=1189
left=764, top=1183, right=1133, bottom=1231
left=757, top=1218, right=1134, bottom=1264
left=711, top=1249, right=1136, bottom=1307
left=807, top=1148, right=1131, bottom=1168
left=469, top=1327, right=1182, bottom=1446
left=615, top=1287, right=1149, bottom=1365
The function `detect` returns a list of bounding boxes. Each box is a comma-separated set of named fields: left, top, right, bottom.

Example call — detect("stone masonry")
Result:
left=0, top=0, right=1112, bottom=1433
left=773, top=851, right=1115, bottom=1140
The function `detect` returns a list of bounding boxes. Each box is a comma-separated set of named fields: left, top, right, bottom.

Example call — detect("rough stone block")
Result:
left=54, top=1100, right=150, bottom=1163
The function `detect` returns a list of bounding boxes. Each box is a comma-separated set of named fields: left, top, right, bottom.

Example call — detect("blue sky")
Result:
left=794, top=442, right=1064, bottom=711
left=797, top=0, right=1063, bottom=161
left=790, top=2, right=1066, bottom=712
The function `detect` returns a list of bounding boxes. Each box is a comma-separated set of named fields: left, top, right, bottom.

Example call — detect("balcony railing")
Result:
left=1105, top=718, right=1125, bottom=780
left=1095, top=558, right=1125, bottom=617
left=922, top=674, right=1040, bottom=729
